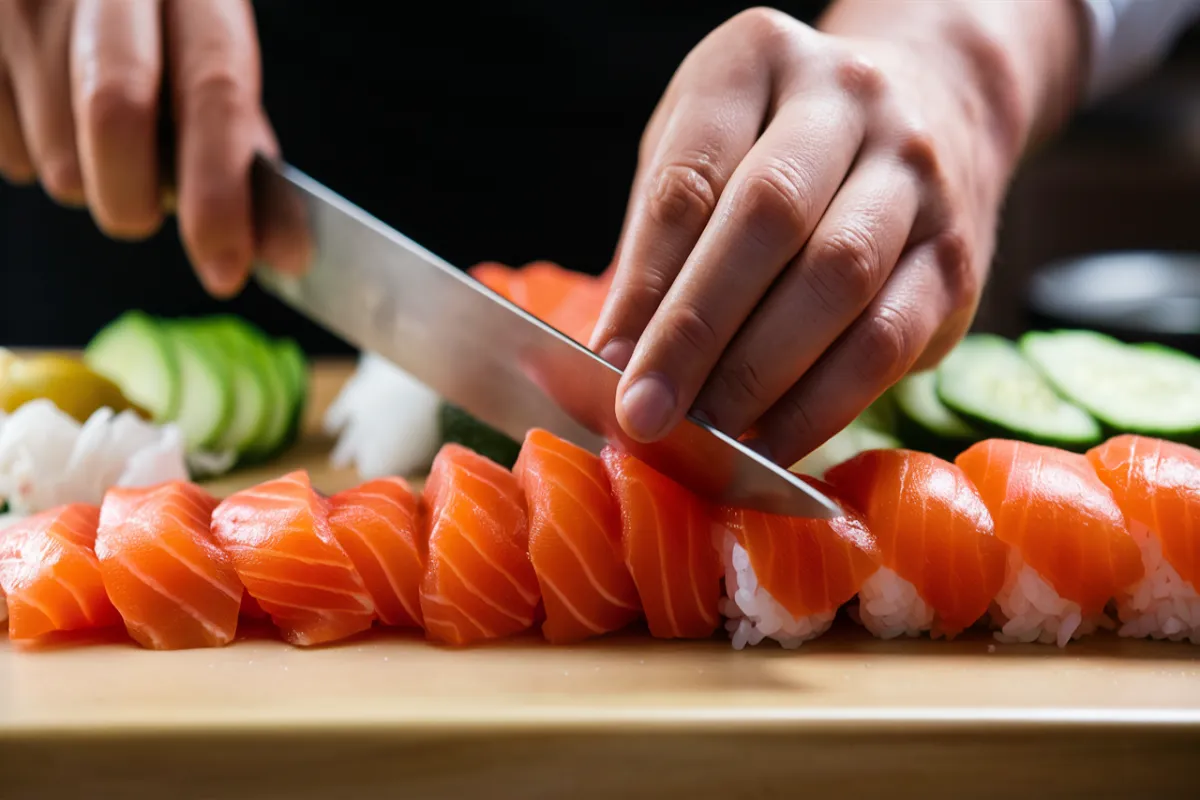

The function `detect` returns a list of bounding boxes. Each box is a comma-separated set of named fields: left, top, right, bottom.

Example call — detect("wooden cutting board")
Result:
left=1, top=359, right=1198, bottom=799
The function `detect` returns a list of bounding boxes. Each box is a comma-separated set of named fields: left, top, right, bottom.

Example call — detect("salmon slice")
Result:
left=1088, top=435, right=1200, bottom=587
left=328, top=476, right=426, bottom=629
left=211, top=470, right=374, bottom=646
left=825, top=449, right=1008, bottom=638
left=95, top=481, right=243, bottom=650
left=600, top=446, right=721, bottom=639
left=513, top=430, right=640, bottom=644
left=957, top=440, right=1143, bottom=616
left=1087, top=435, right=1200, bottom=641
left=716, top=477, right=880, bottom=648
left=0, top=503, right=121, bottom=640
left=468, top=260, right=609, bottom=344
left=420, top=444, right=539, bottom=645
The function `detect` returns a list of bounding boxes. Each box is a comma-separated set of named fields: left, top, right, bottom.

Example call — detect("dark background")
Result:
left=2, top=2, right=1198, bottom=353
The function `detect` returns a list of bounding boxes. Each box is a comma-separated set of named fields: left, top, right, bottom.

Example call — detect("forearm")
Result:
left=818, top=0, right=1089, bottom=168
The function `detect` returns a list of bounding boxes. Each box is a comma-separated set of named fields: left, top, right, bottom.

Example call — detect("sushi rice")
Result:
left=717, top=530, right=835, bottom=649
left=1117, top=522, right=1200, bottom=644
left=990, top=547, right=1111, bottom=647
left=853, top=568, right=936, bottom=639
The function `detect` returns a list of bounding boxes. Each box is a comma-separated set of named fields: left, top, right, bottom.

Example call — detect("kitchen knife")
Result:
left=249, top=156, right=841, bottom=518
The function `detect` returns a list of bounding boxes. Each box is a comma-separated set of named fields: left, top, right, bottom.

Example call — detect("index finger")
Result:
left=165, top=0, right=275, bottom=297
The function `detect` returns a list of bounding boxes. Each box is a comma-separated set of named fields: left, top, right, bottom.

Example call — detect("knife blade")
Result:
left=249, top=156, right=841, bottom=518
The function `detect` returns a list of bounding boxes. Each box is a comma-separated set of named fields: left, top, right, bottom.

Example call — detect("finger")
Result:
left=615, top=92, right=867, bottom=442
left=166, top=0, right=276, bottom=297
left=588, top=29, right=775, bottom=369
left=692, top=156, right=920, bottom=435
left=0, top=0, right=85, bottom=204
left=750, top=238, right=955, bottom=466
left=0, top=65, right=35, bottom=183
left=71, top=0, right=163, bottom=238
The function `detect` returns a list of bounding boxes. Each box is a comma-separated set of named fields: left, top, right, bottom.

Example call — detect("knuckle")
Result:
left=711, top=357, right=773, bottom=413
left=856, top=306, right=918, bottom=383
left=648, top=160, right=719, bottom=227
left=78, top=73, right=158, bottom=139
left=934, top=228, right=978, bottom=308
left=807, top=227, right=882, bottom=311
left=664, top=302, right=720, bottom=358
left=894, top=123, right=941, bottom=179
left=833, top=54, right=886, bottom=101
left=740, top=160, right=813, bottom=243
left=182, top=66, right=251, bottom=117
left=732, top=7, right=797, bottom=45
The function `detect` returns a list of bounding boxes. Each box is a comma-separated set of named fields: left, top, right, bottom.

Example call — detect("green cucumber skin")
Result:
left=1020, top=331, right=1200, bottom=446
left=275, top=337, right=309, bottom=449
left=438, top=403, right=522, bottom=469
left=935, top=395, right=1100, bottom=452
left=84, top=310, right=181, bottom=422
left=184, top=318, right=271, bottom=459
left=935, top=334, right=1101, bottom=451
left=162, top=322, right=235, bottom=450
left=892, top=372, right=977, bottom=461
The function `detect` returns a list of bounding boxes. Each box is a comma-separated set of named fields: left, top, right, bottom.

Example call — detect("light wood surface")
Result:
left=1, top=358, right=1198, bottom=799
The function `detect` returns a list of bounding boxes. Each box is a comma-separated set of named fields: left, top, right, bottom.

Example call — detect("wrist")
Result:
left=819, top=0, right=1089, bottom=172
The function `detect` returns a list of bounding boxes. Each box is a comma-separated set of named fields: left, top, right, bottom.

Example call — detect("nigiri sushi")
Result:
left=420, top=444, right=540, bottom=645
left=328, top=476, right=426, bottom=629
left=211, top=470, right=375, bottom=646
left=1087, top=435, right=1200, bottom=643
left=715, top=478, right=879, bottom=649
left=514, top=430, right=639, bottom=644
left=825, top=449, right=1008, bottom=639
left=96, top=481, right=243, bottom=649
left=0, top=503, right=122, bottom=640
left=957, top=440, right=1144, bottom=646
left=601, top=446, right=722, bottom=639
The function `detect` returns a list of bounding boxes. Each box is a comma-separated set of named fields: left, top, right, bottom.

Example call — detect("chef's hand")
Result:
left=0, top=0, right=303, bottom=296
left=591, top=1, right=1087, bottom=466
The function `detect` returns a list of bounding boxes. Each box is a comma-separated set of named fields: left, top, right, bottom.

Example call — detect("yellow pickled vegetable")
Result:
left=0, top=353, right=147, bottom=422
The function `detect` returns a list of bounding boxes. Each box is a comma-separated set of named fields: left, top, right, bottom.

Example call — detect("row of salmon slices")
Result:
left=0, top=430, right=1196, bottom=650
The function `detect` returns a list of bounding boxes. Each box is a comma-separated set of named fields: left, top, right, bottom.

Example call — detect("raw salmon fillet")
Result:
left=718, top=478, right=880, bottom=621
left=211, top=470, right=375, bottom=646
left=420, top=444, right=539, bottom=645
left=96, top=481, right=243, bottom=650
left=514, top=429, right=640, bottom=643
left=0, top=503, right=121, bottom=640
left=825, top=448, right=1008, bottom=637
left=328, top=476, right=426, bottom=629
left=957, top=439, right=1143, bottom=614
left=469, top=261, right=610, bottom=344
left=1088, top=435, right=1200, bottom=588
left=601, top=446, right=722, bottom=639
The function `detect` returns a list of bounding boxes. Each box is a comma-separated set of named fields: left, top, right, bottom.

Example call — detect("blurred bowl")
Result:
left=1025, top=251, right=1200, bottom=355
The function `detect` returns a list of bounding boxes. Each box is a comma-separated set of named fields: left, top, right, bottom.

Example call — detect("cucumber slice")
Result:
left=83, top=311, right=180, bottom=422
left=792, top=420, right=901, bottom=479
left=438, top=403, right=522, bottom=468
left=275, top=337, right=309, bottom=446
left=222, top=319, right=292, bottom=461
left=935, top=334, right=1101, bottom=449
left=161, top=322, right=233, bottom=450
left=893, top=371, right=977, bottom=459
left=186, top=319, right=270, bottom=458
left=1020, top=330, right=1200, bottom=442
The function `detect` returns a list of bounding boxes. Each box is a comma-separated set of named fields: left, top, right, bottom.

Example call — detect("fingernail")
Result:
left=621, top=372, right=677, bottom=441
left=598, top=337, right=635, bottom=369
